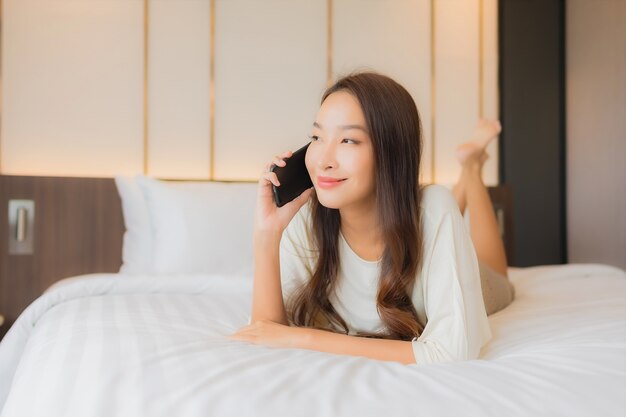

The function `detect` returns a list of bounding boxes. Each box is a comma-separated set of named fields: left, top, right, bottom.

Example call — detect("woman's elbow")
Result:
left=410, top=340, right=470, bottom=365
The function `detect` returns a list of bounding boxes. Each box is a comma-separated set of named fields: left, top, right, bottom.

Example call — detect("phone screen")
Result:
left=270, top=143, right=313, bottom=207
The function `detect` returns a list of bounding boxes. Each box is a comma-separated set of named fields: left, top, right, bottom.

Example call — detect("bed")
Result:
left=0, top=175, right=624, bottom=417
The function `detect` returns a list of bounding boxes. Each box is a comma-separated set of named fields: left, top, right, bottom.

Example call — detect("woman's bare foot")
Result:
left=455, top=119, right=501, bottom=167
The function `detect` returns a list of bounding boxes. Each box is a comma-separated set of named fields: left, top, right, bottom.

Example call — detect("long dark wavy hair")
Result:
left=286, top=72, right=426, bottom=341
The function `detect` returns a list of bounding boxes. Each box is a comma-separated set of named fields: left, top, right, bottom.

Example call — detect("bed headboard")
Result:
left=0, top=174, right=514, bottom=339
left=0, top=175, right=124, bottom=339
left=487, top=185, right=515, bottom=265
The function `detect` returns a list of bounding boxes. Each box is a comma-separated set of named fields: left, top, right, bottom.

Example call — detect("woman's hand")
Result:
left=255, top=150, right=313, bottom=235
left=228, top=319, right=311, bottom=349
left=229, top=321, right=417, bottom=364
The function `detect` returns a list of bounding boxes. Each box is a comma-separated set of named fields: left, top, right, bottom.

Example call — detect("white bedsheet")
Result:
left=0, top=264, right=624, bottom=417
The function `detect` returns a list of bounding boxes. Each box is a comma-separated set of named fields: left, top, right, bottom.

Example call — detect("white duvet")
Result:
left=0, top=264, right=625, bottom=417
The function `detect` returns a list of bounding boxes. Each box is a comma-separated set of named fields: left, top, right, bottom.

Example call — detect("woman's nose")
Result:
left=316, top=143, right=337, bottom=170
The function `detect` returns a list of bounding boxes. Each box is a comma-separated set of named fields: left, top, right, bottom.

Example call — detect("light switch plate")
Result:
left=8, top=200, right=35, bottom=255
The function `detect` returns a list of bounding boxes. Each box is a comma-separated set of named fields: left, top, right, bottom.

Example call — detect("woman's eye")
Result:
left=342, top=138, right=358, bottom=144
left=308, top=135, right=319, bottom=141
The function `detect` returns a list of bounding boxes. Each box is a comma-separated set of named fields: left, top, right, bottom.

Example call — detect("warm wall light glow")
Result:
left=1, top=150, right=144, bottom=178
left=0, top=1, right=498, bottom=184
left=213, top=156, right=272, bottom=183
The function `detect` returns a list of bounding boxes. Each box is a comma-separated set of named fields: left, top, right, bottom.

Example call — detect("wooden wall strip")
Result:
left=144, top=0, right=150, bottom=175
left=500, top=0, right=566, bottom=266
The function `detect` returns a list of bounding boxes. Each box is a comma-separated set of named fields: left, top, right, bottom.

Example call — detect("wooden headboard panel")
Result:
left=0, top=175, right=125, bottom=339
left=0, top=174, right=514, bottom=339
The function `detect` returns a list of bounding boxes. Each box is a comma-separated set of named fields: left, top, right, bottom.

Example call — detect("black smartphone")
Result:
left=270, top=143, right=314, bottom=207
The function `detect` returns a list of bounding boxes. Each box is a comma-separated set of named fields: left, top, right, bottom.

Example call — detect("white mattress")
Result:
left=0, top=263, right=624, bottom=417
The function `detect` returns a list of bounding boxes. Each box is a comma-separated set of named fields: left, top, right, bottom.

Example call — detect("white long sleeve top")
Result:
left=279, top=184, right=492, bottom=365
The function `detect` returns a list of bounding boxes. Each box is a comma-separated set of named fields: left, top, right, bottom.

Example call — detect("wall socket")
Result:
left=8, top=200, right=35, bottom=255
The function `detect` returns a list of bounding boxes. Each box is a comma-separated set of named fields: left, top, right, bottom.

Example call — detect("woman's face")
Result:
left=305, top=91, right=376, bottom=211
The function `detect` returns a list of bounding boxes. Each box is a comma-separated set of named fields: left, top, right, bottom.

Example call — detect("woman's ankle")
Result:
left=461, top=160, right=484, bottom=179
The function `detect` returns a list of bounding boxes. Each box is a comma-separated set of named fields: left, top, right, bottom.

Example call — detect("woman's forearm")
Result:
left=250, top=231, right=288, bottom=325
left=301, top=328, right=416, bottom=365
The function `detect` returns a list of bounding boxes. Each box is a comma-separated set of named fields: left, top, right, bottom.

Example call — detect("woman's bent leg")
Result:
left=452, top=120, right=514, bottom=313
left=463, top=165, right=509, bottom=278
left=453, top=119, right=509, bottom=278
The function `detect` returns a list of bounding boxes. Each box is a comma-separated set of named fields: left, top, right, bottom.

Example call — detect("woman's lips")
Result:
left=317, top=176, right=346, bottom=189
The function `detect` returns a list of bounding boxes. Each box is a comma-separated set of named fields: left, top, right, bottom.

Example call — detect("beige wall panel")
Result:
left=566, top=0, right=626, bottom=270
left=433, top=0, right=480, bottom=187
left=1, top=0, right=144, bottom=177
left=480, top=0, right=499, bottom=186
left=333, top=0, right=433, bottom=184
left=213, top=0, right=327, bottom=181
left=435, top=0, right=480, bottom=185
left=148, top=0, right=211, bottom=180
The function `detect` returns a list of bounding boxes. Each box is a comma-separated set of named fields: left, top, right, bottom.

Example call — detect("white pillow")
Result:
left=115, top=175, right=258, bottom=276
left=114, top=176, right=153, bottom=274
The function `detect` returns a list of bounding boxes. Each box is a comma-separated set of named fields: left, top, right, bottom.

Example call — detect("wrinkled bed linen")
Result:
left=0, top=264, right=624, bottom=417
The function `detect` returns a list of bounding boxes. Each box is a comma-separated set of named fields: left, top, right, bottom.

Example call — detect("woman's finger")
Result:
left=272, top=151, right=293, bottom=166
left=272, top=157, right=286, bottom=167
left=260, top=171, right=280, bottom=187
left=261, top=150, right=293, bottom=174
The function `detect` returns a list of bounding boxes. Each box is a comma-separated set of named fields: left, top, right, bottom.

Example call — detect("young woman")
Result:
left=229, top=72, right=514, bottom=365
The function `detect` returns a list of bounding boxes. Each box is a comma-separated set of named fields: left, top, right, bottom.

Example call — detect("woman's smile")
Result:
left=317, top=176, right=347, bottom=189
